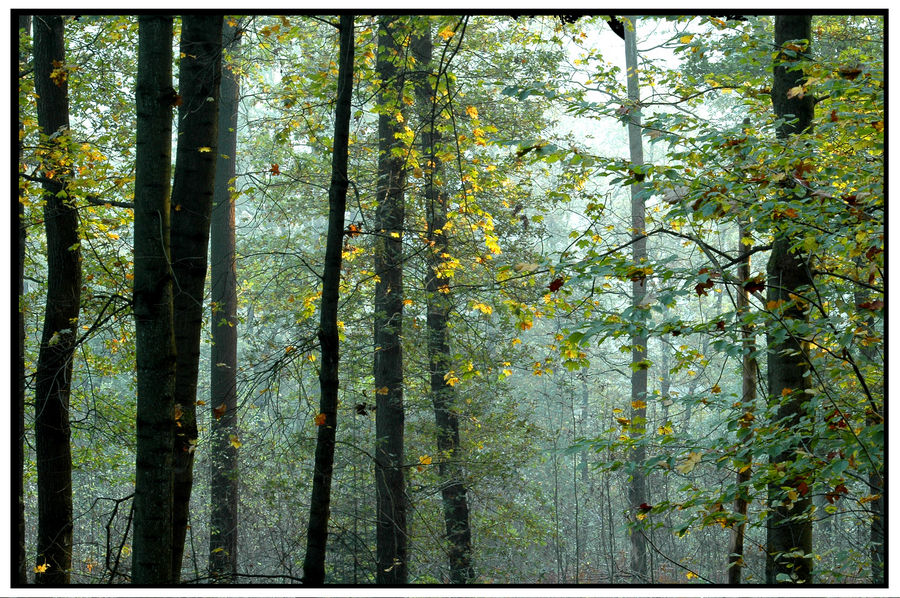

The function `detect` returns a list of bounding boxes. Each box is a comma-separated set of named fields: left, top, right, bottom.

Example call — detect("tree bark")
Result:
left=765, top=14, right=815, bottom=585
left=374, top=16, right=408, bottom=585
left=169, top=14, right=223, bottom=579
left=131, top=15, right=177, bottom=585
left=624, top=15, right=648, bottom=582
left=302, top=14, right=354, bottom=584
left=33, top=14, right=78, bottom=585
left=209, top=18, right=242, bottom=582
left=412, top=24, right=475, bottom=584
left=17, top=13, right=32, bottom=586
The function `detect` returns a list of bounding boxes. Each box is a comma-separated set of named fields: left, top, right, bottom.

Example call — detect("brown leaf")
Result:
left=212, top=403, right=227, bottom=420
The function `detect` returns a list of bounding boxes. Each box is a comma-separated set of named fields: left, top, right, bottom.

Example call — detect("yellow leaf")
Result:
left=787, top=489, right=798, bottom=501
left=376, top=386, right=390, bottom=395
left=711, top=384, right=721, bottom=394
left=438, top=27, right=455, bottom=41
left=631, top=400, right=646, bottom=410
left=686, top=571, right=697, bottom=579
left=395, top=112, right=404, bottom=123
left=314, top=413, right=326, bottom=426
left=787, top=85, right=805, bottom=99
left=229, top=434, right=242, bottom=449
left=465, top=105, right=479, bottom=119
left=419, top=454, right=432, bottom=465
left=657, top=423, right=673, bottom=436
left=198, top=146, right=212, bottom=153
left=615, top=417, right=631, bottom=426
left=34, top=562, right=51, bottom=574
left=676, top=452, right=702, bottom=474
left=107, top=232, right=120, bottom=240
left=679, top=34, right=695, bottom=44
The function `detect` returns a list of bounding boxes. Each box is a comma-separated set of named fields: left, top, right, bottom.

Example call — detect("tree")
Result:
left=209, top=18, right=242, bottom=582
left=32, top=14, right=79, bottom=584
left=765, top=14, right=815, bottom=585
left=412, top=21, right=474, bottom=584
left=373, top=16, right=408, bottom=585
left=131, top=14, right=177, bottom=584
left=302, top=14, right=355, bottom=584
left=16, top=13, right=31, bottom=586
left=169, top=14, right=224, bottom=579
left=623, top=15, right=648, bottom=582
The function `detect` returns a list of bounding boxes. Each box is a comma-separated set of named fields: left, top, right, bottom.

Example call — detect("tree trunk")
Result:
left=727, top=219, right=757, bottom=583
left=17, top=13, right=32, bottom=586
left=374, top=16, right=408, bottom=585
left=624, top=15, right=648, bottom=582
left=209, top=18, right=242, bottom=582
left=33, top=14, right=78, bottom=585
left=413, top=24, right=475, bottom=584
left=169, top=14, right=223, bottom=580
left=302, top=14, right=354, bottom=584
left=131, top=15, right=177, bottom=585
left=765, top=14, right=815, bottom=585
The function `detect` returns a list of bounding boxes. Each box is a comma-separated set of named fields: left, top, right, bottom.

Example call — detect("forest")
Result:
left=15, top=12, right=884, bottom=587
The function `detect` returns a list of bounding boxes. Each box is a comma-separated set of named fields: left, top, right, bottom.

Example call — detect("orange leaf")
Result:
left=270, top=163, right=281, bottom=175
left=314, top=412, right=327, bottom=426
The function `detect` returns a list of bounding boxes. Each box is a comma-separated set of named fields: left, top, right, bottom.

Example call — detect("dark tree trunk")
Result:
left=209, top=19, right=242, bottom=582
left=374, top=16, right=408, bottom=585
left=33, top=14, right=78, bottom=585
left=624, top=16, right=648, bottom=582
left=17, top=13, right=31, bottom=586
left=302, top=14, right=354, bottom=584
left=727, top=219, right=757, bottom=584
left=765, top=14, right=815, bottom=585
left=131, top=15, right=177, bottom=585
left=169, top=14, right=223, bottom=580
left=412, top=25, right=475, bottom=585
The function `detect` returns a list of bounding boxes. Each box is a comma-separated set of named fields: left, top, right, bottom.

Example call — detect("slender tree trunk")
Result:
left=624, top=15, right=648, bottom=582
left=17, top=13, right=32, bottom=586
left=302, top=14, right=354, bottom=584
left=412, top=25, right=475, bottom=584
left=169, top=14, right=223, bottom=580
left=765, top=14, right=815, bottom=585
left=131, top=15, right=177, bottom=584
left=209, top=19, right=242, bottom=582
left=374, top=16, right=408, bottom=585
left=33, top=14, right=78, bottom=584
left=727, top=219, right=757, bottom=583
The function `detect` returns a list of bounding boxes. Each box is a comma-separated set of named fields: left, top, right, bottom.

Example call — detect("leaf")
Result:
left=437, top=27, right=455, bottom=41
left=548, top=277, right=564, bottom=292
left=786, top=85, right=805, bottom=99
left=270, top=163, right=280, bottom=175
left=465, top=105, right=479, bottom=119
left=314, top=412, right=326, bottom=426
left=685, top=571, right=697, bottom=579
left=212, top=403, right=227, bottom=420
left=198, top=146, right=212, bottom=153
left=173, top=403, right=183, bottom=421
left=676, top=452, right=702, bottom=474
left=631, top=400, right=646, bottom=410
left=228, top=434, right=242, bottom=449
left=376, top=386, right=389, bottom=395
left=34, top=561, right=51, bottom=573
left=711, top=384, right=721, bottom=394
left=679, top=34, right=695, bottom=44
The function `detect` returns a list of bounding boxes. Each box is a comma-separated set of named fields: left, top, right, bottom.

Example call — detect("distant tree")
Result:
left=412, top=22, right=475, bottom=584
left=131, top=15, right=177, bottom=584
left=303, top=14, right=355, bottom=584
left=32, top=14, right=79, bottom=585
left=209, top=18, right=242, bottom=582
left=169, top=14, right=224, bottom=579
